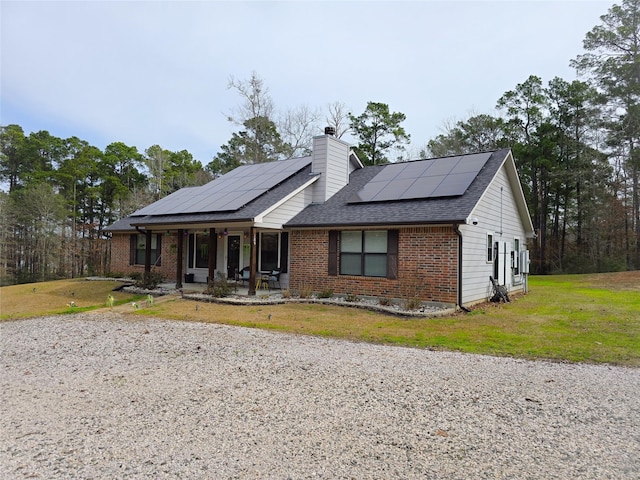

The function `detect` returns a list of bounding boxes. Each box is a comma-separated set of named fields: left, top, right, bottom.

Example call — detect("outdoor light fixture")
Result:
left=223, top=228, right=228, bottom=236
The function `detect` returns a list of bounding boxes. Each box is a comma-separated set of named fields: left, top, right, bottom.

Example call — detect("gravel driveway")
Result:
left=1, top=313, right=638, bottom=479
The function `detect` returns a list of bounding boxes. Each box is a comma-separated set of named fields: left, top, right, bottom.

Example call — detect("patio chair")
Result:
left=268, top=270, right=281, bottom=289
left=236, top=267, right=250, bottom=287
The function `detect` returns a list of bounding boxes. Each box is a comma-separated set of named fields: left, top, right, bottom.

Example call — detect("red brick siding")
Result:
left=289, top=227, right=458, bottom=304
left=109, top=232, right=181, bottom=281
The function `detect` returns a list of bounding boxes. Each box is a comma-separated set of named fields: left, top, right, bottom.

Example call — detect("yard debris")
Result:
left=489, top=276, right=510, bottom=303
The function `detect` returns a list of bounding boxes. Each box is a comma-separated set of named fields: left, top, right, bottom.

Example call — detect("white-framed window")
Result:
left=187, top=233, right=210, bottom=269
left=259, top=232, right=280, bottom=271
left=513, top=237, right=520, bottom=275
left=486, top=232, right=494, bottom=263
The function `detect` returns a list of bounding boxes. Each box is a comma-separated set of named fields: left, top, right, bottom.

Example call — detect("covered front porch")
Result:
left=137, top=223, right=288, bottom=296
left=159, top=277, right=281, bottom=296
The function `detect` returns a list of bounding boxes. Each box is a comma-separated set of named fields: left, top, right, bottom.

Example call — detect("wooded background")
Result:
left=1, top=0, right=638, bottom=284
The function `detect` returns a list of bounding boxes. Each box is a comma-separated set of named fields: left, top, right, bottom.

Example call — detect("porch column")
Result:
left=248, top=226, right=257, bottom=296
left=144, top=229, right=152, bottom=275
left=208, top=227, right=216, bottom=283
left=175, top=229, right=183, bottom=289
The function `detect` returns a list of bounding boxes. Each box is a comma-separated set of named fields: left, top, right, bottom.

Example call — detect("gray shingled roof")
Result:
left=285, top=149, right=510, bottom=228
left=105, top=164, right=316, bottom=232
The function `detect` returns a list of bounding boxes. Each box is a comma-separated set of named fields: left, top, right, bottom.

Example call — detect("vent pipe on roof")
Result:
left=324, top=126, right=336, bottom=136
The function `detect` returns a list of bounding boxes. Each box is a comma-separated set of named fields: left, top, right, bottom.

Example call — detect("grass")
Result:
left=1, top=272, right=639, bottom=366
left=0, top=278, right=142, bottom=319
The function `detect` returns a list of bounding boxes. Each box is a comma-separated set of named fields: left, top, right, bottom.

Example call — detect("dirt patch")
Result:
left=578, top=271, right=640, bottom=291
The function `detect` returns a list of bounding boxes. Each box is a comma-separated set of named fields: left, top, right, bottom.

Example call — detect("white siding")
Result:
left=312, top=134, right=350, bottom=203
left=460, top=166, right=529, bottom=305
left=258, top=187, right=314, bottom=229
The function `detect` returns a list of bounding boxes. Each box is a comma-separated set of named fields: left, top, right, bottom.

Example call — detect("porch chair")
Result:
left=268, top=270, right=281, bottom=289
left=236, top=267, right=250, bottom=287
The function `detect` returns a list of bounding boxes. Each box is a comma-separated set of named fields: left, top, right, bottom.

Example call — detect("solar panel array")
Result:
left=349, top=152, right=491, bottom=204
left=134, top=157, right=312, bottom=216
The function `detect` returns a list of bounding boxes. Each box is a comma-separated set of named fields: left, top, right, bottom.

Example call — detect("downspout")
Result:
left=454, top=224, right=470, bottom=313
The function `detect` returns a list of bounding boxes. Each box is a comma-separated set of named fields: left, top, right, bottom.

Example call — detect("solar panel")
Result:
left=349, top=152, right=492, bottom=203
left=133, top=156, right=312, bottom=215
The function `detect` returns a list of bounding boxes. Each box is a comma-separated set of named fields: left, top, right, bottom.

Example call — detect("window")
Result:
left=188, top=233, right=209, bottom=269
left=255, top=232, right=288, bottom=273
left=260, top=232, right=279, bottom=271
left=328, top=230, right=397, bottom=279
left=513, top=238, right=520, bottom=275
left=130, top=233, right=161, bottom=266
left=339, top=230, right=389, bottom=277
left=486, top=233, right=494, bottom=263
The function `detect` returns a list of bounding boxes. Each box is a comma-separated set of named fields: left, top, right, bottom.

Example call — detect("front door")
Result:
left=227, top=235, right=241, bottom=278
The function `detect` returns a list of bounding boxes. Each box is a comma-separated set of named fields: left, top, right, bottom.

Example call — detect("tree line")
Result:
left=1, top=0, right=638, bottom=284
left=0, top=133, right=208, bottom=283
left=426, top=0, right=639, bottom=273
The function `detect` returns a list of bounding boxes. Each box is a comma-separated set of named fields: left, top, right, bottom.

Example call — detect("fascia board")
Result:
left=504, top=151, right=535, bottom=235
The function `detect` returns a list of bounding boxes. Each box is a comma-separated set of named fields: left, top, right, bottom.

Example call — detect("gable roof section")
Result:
left=471, top=150, right=534, bottom=235
left=105, top=160, right=315, bottom=232
left=285, top=149, right=519, bottom=228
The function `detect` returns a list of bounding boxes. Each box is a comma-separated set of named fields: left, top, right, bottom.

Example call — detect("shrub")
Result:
left=344, top=293, right=360, bottom=303
left=135, top=271, right=163, bottom=290
left=281, top=290, right=292, bottom=299
left=379, top=297, right=392, bottom=306
left=403, top=296, right=423, bottom=311
left=298, top=284, right=313, bottom=299
left=318, top=289, right=334, bottom=299
left=205, top=272, right=234, bottom=298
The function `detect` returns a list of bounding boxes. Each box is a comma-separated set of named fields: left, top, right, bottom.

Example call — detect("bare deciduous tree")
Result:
left=278, top=105, right=321, bottom=157
left=325, top=101, right=351, bottom=139
left=226, top=71, right=275, bottom=126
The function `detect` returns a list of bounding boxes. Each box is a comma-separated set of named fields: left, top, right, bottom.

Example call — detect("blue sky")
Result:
left=1, top=0, right=615, bottom=165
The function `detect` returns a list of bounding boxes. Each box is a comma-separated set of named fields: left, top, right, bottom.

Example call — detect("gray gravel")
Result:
left=1, top=313, right=638, bottom=479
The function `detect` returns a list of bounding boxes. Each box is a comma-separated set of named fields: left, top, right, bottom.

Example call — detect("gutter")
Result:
left=285, top=219, right=467, bottom=230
